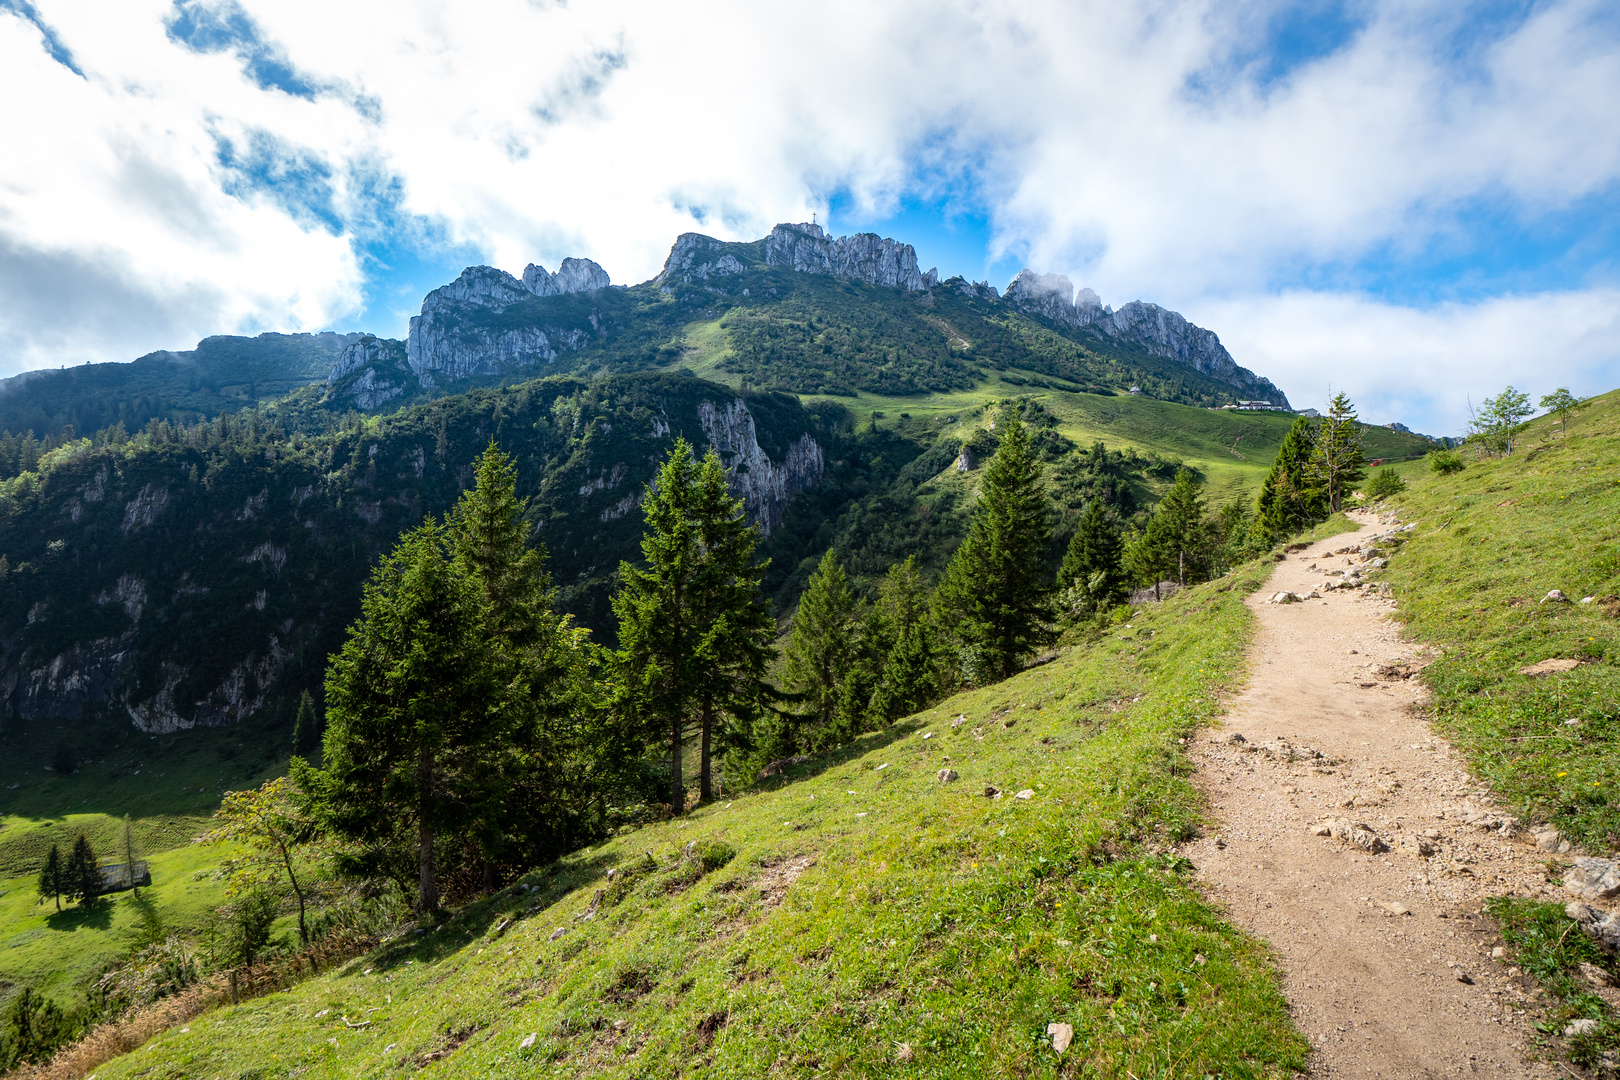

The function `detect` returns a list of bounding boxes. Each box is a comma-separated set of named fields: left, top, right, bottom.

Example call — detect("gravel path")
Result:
left=1181, top=512, right=1572, bottom=1078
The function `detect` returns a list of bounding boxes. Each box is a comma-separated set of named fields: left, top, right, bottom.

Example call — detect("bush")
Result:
left=1427, top=449, right=1465, bottom=475
left=1365, top=467, right=1406, bottom=500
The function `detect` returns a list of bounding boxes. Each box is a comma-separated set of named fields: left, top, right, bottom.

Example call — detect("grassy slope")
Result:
left=92, top=562, right=1307, bottom=1080
left=1379, top=389, right=1620, bottom=849
left=0, top=840, right=237, bottom=1001
left=775, top=377, right=1432, bottom=507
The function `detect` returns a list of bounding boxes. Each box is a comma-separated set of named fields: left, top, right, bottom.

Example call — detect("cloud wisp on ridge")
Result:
left=0, top=0, right=1615, bottom=432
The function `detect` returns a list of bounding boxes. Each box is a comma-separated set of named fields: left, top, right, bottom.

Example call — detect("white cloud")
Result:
left=0, top=0, right=1616, bottom=435
left=1201, top=288, right=1620, bottom=434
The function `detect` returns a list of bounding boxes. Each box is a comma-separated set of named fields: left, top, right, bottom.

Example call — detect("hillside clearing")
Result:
left=79, top=560, right=1309, bottom=1079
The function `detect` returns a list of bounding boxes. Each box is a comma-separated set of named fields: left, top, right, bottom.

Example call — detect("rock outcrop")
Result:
left=1003, top=270, right=1289, bottom=407
left=403, top=258, right=611, bottom=384
left=697, top=399, right=825, bottom=535
left=653, top=223, right=925, bottom=292
left=762, top=223, right=925, bottom=291
left=326, top=335, right=412, bottom=410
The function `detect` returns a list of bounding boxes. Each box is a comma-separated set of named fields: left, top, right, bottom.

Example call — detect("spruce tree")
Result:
left=297, top=519, right=492, bottom=913
left=1309, top=393, right=1366, bottom=512
left=614, top=440, right=775, bottom=812
left=446, top=442, right=587, bottom=876
left=868, top=618, right=940, bottom=725
left=781, top=551, right=857, bottom=747
left=935, top=413, right=1053, bottom=682
left=1254, top=416, right=1326, bottom=540
left=291, top=690, right=319, bottom=756
left=36, top=844, right=62, bottom=912
left=67, top=832, right=100, bottom=903
left=1058, top=500, right=1126, bottom=615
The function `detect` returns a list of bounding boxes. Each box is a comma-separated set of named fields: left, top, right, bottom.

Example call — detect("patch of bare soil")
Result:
left=1182, top=512, right=1570, bottom=1078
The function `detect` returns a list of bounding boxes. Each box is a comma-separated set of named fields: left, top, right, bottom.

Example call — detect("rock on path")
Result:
left=1181, top=512, right=1566, bottom=1078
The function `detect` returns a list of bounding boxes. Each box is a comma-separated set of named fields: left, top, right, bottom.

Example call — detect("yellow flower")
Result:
left=1558, top=771, right=1568, bottom=777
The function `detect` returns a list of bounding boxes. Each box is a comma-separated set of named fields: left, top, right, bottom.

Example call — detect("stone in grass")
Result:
left=520, top=1033, right=537, bottom=1049
left=1046, top=1022, right=1074, bottom=1054
left=1564, top=1018, right=1599, bottom=1038
left=1015, top=789, right=1035, bottom=800
left=1566, top=901, right=1620, bottom=951
left=1579, top=962, right=1616, bottom=988
left=1541, top=589, right=1571, bottom=604
left=1519, top=658, right=1582, bottom=676
left=936, top=768, right=959, bottom=783
left=1564, top=857, right=1620, bottom=902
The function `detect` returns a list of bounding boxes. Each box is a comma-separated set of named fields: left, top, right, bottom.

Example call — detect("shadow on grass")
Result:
left=342, top=849, right=625, bottom=977
left=45, top=898, right=114, bottom=932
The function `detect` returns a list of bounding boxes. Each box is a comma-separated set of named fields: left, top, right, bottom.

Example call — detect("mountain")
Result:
left=324, top=222, right=1289, bottom=412
left=0, top=332, right=361, bottom=439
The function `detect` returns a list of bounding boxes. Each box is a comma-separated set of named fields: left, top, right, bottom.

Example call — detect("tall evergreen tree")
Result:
left=297, top=520, right=492, bottom=913
left=35, top=844, right=62, bottom=912
left=291, top=690, right=320, bottom=756
left=781, top=551, right=858, bottom=747
left=445, top=443, right=590, bottom=877
left=935, top=413, right=1054, bottom=682
left=614, top=440, right=775, bottom=813
left=66, top=832, right=100, bottom=903
left=1058, top=500, right=1127, bottom=615
left=1127, top=469, right=1209, bottom=597
left=1309, top=393, right=1366, bottom=512
left=1254, top=416, right=1326, bottom=540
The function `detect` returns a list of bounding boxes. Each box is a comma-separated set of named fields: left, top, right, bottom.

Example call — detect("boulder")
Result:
left=1565, top=857, right=1620, bottom=902
left=1566, top=901, right=1620, bottom=952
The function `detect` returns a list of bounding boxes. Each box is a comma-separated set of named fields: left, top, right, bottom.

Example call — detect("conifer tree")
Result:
left=1126, top=469, right=1209, bottom=597
left=1309, top=393, right=1366, bottom=512
left=782, top=551, right=857, bottom=746
left=35, top=844, right=62, bottom=912
left=445, top=442, right=590, bottom=875
left=291, top=690, right=319, bottom=756
left=1058, top=500, right=1126, bottom=615
left=66, top=833, right=100, bottom=903
left=298, top=520, right=491, bottom=913
left=614, top=440, right=775, bottom=812
left=935, top=413, right=1053, bottom=681
left=1254, top=415, right=1326, bottom=540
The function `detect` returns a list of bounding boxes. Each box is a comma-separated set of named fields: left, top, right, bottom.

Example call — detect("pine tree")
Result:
left=781, top=551, right=857, bottom=747
left=868, top=617, right=940, bottom=725
left=1126, top=469, right=1209, bottom=597
left=1058, top=500, right=1126, bottom=615
left=1309, top=393, right=1367, bottom=512
left=297, top=519, right=492, bottom=913
left=614, top=441, right=775, bottom=813
left=66, top=833, right=100, bottom=904
left=36, top=844, right=62, bottom=912
left=1254, top=416, right=1326, bottom=540
left=935, top=413, right=1053, bottom=682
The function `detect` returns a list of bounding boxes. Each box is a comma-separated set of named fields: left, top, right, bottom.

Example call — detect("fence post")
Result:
left=228, top=969, right=239, bottom=1005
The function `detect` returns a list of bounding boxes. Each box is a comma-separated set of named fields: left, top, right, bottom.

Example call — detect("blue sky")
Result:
left=1, top=0, right=1616, bottom=434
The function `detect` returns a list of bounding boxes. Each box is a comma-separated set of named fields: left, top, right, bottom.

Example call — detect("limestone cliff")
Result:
left=404, top=258, right=612, bottom=384
left=1003, top=270, right=1289, bottom=407
left=762, top=223, right=925, bottom=291
left=697, top=399, right=825, bottom=535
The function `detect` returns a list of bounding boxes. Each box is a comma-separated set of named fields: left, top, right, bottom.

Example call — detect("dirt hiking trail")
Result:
left=1182, top=512, right=1579, bottom=1078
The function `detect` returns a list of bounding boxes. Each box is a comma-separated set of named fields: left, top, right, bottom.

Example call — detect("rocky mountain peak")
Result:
left=763, top=223, right=925, bottom=291
left=1003, top=269, right=1288, bottom=407
left=524, top=256, right=612, bottom=296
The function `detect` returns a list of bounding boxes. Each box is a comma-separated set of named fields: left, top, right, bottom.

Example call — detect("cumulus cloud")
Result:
left=1201, top=288, right=1620, bottom=434
left=0, top=0, right=1616, bottom=432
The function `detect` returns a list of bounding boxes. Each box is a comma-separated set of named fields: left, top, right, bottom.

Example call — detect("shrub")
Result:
left=1365, top=467, right=1406, bottom=500
left=1427, top=449, right=1465, bottom=475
